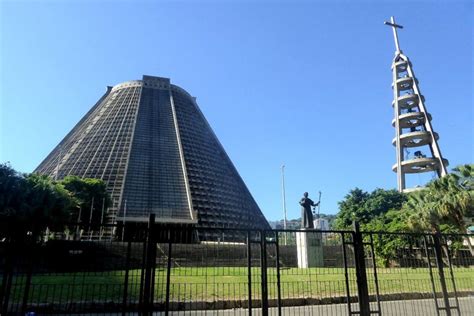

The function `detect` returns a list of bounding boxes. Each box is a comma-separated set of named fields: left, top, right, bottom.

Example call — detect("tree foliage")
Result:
left=452, top=164, right=474, bottom=190
left=333, top=188, right=406, bottom=230
left=0, top=162, right=28, bottom=217
left=0, top=163, right=111, bottom=239
left=61, top=175, right=111, bottom=225
left=333, top=164, right=474, bottom=264
left=404, top=164, right=474, bottom=234
left=403, top=164, right=474, bottom=255
left=0, top=164, right=72, bottom=222
left=0, top=163, right=73, bottom=239
left=334, top=164, right=473, bottom=234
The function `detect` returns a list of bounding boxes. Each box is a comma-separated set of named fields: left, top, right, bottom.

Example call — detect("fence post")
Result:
left=122, top=240, right=132, bottom=316
left=353, top=222, right=370, bottom=316
left=20, top=227, right=37, bottom=315
left=165, top=228, right=172, bottom=316
left=260, top=230, right=268, bottom=316
left=341, top=232, right=352, bottom=315
left=142, top=214, right=156, bottom=316
left=1, top=239, right=13, bottom=315
left=432, top=231, right=451, bottom=316
left=275, top=232, right=282, bottom=316
left=422, top=235, right=441, bottom=315
left=247, top=231, right=252, bottom=315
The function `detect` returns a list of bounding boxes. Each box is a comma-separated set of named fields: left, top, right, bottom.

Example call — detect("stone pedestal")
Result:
left=296, top=230, right=324, bottom=268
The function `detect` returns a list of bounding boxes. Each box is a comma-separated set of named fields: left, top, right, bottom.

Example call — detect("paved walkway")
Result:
left=49, top=296, right=474, bottom=315
left=161, top=297, right=473, bottom=315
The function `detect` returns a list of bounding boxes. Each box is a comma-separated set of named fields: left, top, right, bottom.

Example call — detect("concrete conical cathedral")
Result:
left=35, top=75, right=269, bottom=230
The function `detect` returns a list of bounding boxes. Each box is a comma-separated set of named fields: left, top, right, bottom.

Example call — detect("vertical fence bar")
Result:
left=275, top=232, right=282, bottom=316
left=143, top=214, right=156, bottom=316
left=1, top=241, right=13, bottom=315
left=141, top=223, right=150, bottom=316
left=139, top=228, right=147, bottom=314
left=0, top=272, right=10, bottom=315
left=165, top=229, right=172, bottom=316
left=423, top=235, right=440, bottom=316
left=341, top=232, right=352, bottom=315
left=433, top=231, right=451, bottom=316
left=442, top=236, right=461, bottom=315
left=260, top=230, right=268, bottom=316
left=150, top=239, right=157, bottom=312
left=353, top=222, right=370, bottom=316
left=368, top=233, right=381, bottom=314
left=247, top=230, right=252, bottom=316
left=150, top=216, right=158, bottom=315
left=122, top=240, right=132, bottom=316
left=0, top=253, right=6, bottom=311
left=20, top=239, right=34, bottom=314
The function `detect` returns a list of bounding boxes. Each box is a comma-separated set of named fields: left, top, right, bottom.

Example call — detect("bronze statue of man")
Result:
left=299, top=192, right=320, bottom=229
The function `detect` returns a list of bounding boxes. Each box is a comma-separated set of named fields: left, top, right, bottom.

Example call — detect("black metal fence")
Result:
left=1, top=217, right=473, bottom=315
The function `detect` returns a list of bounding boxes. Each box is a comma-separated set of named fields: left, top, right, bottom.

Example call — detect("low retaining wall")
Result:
left=20, top=291, right=474, bottom=313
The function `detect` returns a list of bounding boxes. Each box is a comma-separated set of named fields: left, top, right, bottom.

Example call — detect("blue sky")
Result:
left=1, top=0, right=472, bottom=221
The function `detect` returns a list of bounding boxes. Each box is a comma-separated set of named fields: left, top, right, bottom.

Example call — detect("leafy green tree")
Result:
left=0, top=163, right=28, bottom=218
left=23, top=173, right=73, bottom=224
left=61, top=175, right=111, bottom=226
left=364, top=209, right=412, bottom=233
left=363, top=209, right=414, bottom=267
left=333, top=188, right=368, bottom=229
left=1, top=164, right=111, bottom=240
left=333, top=188, right=406, bottom=230
left=0, top=163, right=74, bottom=240
left=333, top=188, right=408, bottom=266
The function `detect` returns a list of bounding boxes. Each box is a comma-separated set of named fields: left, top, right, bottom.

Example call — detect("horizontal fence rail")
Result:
left=1, top=218, right=473, bottom=315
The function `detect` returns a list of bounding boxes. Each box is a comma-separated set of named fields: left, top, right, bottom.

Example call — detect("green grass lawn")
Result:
left=7, top=267, right=474, bottom=304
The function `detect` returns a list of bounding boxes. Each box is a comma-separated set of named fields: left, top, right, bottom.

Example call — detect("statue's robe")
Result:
left=300, top=197, right=316, bottom=229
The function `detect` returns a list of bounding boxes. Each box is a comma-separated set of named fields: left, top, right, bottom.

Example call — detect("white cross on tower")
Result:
left=384, top=16, right=404, bottom=53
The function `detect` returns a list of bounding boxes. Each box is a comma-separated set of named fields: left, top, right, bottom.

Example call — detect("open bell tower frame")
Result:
left=385, top=16, right=448, bottom=192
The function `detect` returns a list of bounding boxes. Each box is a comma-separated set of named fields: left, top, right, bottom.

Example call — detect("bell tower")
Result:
left=385, top=17, right=448, bottom=192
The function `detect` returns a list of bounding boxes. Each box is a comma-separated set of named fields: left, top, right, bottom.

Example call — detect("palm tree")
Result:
left=429, top=176, right=472, bottom=225
left=452, top=164, right=474, bottom=190
left=430, top=168, right=474, bottom=255
left=404, top=189, right=441, bottom=232
left=405, top=165, right=474, bottom=255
